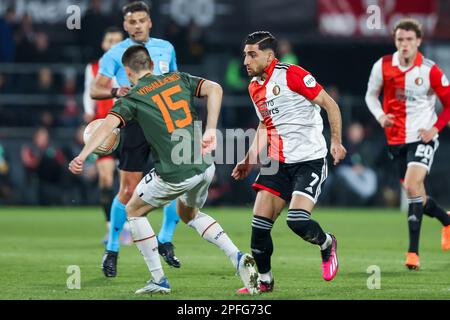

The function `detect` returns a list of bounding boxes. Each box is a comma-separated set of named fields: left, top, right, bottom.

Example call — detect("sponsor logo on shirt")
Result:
left=303, top=74, right=316, bottom=88
left=257, top=100, right=279, bottom=118
left=395, top=88, right=418, bottom=102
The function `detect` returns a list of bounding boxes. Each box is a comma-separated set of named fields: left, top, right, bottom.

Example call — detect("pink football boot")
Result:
left=321, top=234, right=338, bottom=281
left=237, top=279, right=274, bottom=294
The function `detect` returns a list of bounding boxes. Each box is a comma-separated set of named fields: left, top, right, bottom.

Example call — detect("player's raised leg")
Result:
left=403, top=165, right=427, bottom=270
left=423, top=194, right=450, bottom=251
left=126, top=191, right=170, bottom=294
left=178, top=201, right=259, bottom=295
left=288, top=192, right=336, bottom=281
left=157, top=200, right=181, bottom=268
left=177, top=165, right=259, bottom=294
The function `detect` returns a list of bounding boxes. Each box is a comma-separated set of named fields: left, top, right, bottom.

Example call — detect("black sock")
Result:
left=251, top=215, right=274, bottom=274
left=407, top=197, right=424, bottom=254
left=424, top=196, right=450, bottom=227
left=100, top=187, right=114, bottom=222
left=286, top=209, right=327, bottom=246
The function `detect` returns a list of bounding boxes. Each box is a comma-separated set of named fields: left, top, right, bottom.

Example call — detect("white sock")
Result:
left=188, top=212, right=239, bottom=268
left=320, top=233, right=332, bottom=251
left=128, top=217, right=165, bottom=282
left=259, top=270, right=273, bottom=283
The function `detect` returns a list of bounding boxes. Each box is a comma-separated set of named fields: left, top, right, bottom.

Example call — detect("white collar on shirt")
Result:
left=392, top=51, right=415, bottom=72
left=392, top=51, right=400, bottom=66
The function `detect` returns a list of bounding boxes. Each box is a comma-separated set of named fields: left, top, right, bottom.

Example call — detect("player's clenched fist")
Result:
left=202, top=130, right=217, bottom=155
left=378, top=114, right=395, bottom=128
left=330, top=141, right=346, bottom=166
left=111, top=86, right=131, bottom=98
left=69, top=156, right=84, bottom=175
left=419, top=126, right=438, bottom=143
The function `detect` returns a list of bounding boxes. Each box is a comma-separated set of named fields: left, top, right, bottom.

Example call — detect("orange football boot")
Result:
left=441, top=223, right=450, bottom=251
left=405, top=252, right=420, bottom=270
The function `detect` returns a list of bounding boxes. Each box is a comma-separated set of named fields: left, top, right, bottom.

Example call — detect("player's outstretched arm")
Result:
left=198, top=80, right=223, bottom=154
left=90, top=74, right=130, bottom=100
left=68, top=115, right=120, bottom=175
left=313, top=89, right=347, bottom=165
left=231, top=121, right=267, bottom=180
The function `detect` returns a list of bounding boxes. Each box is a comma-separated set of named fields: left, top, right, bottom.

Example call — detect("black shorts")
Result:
left=388, top=138, right=439, bottom=181
left=117, top=121, right=151, bottom=172
left=252, top=158, right=328, bottom=203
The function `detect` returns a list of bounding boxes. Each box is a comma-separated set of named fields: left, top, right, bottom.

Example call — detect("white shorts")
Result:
left=136, top=164, right=215, bottom=209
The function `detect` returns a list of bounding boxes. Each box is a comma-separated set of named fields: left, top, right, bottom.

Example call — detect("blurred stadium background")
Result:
left=0, top=0, right=449, bottom=208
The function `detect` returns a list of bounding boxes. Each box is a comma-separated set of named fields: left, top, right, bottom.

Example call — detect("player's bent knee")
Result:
left=118, top=186, right=135, bottom=204
left=403, top=183, right=421, bottom=197
left=178, top=208, right=198, bottom=224
left=176, top=200, right=198, bottom=224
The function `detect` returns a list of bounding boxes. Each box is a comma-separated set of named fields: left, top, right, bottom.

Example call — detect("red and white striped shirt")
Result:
left=248, top=59, right=327, bottom=163
left=366, top=51, right=450, bottom=145
left=83, top=60, right=117, bottom=120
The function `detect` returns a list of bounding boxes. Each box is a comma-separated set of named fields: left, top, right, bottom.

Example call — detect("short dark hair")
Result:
left=104, top=26, right=123, bottom=37
left=122, top=1, right=150, bottom=16
left=245, top=31, right=278, bottom=53
left=393, top=18, right=423, bottom=38
left=122, top=45, right=153, bottom=72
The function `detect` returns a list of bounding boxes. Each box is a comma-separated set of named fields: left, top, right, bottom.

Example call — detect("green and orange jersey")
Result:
left=109, top=72, right=209, bottom=183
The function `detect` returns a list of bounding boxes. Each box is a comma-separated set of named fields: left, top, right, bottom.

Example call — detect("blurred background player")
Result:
left=90, top=1, right=180, bottom=277
left=83, top=26, right=126, bottom=245
left=365, top=18, right=450, bottom=270
left=232, top=31, right=346, bottom=293
left=69, top=45, right=259, bottom=295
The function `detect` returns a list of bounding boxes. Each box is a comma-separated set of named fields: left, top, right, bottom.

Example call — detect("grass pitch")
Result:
left=0, top=207, right=449, bottom=300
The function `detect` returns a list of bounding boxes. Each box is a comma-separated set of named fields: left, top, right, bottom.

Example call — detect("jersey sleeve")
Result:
left=169, top=43, right=178, bottom=72
left=286, top=65, right=323, bottom=101
left=83, top=64, right=96, bottom=116
left=430, top=64, right=450, bottom=131
left=98, top=51, right=118, bottom=79
left=108, top=98, right=136, bottom=128
left=365, top=58, right=385, bottom=121
left=180, top=72, right=206, bottom=97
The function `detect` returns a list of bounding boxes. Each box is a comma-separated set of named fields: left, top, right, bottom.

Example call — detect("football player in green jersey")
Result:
left=69, top=45, right=259, bottom=295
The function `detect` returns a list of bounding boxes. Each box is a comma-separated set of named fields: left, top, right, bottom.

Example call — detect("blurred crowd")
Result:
left=0, top=1, right=447, bottom=207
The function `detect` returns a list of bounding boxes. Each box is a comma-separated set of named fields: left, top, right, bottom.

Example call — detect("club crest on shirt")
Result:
left=272, top=85, right=281, bottom=96
left=415, top=77, right=423, bottom=86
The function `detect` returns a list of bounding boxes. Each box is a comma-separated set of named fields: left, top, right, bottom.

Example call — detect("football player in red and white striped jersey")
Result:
left=83, top=26, right=123, bottom=242
left=232, top=31, right=346, bottom=293
left=365, top=18, right=450, bottom=270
